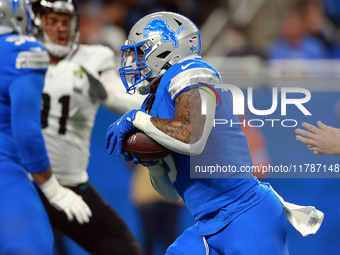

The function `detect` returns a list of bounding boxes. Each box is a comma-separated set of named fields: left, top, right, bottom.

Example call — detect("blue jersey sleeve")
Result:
left=9, top=71, right=50, bottom=174
left=165, top=58, right=222, bottom=102
left=3, top=34, right=49, bottom=76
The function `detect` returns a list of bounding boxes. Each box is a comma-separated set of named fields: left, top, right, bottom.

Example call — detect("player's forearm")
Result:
left=150, top=118, right=191, bottom=143
left=132, top=88, right=215, bottom=156
left=9, top=73, right=51, bottom=173
left=133, top=113, right=193, bottom=155
left=12, top=118, right=50, bottom=173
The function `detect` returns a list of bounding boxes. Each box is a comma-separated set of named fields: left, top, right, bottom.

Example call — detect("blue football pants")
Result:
left=166, top=190, right=289, bottom=255
left=0, top=161, right=54, bottom=255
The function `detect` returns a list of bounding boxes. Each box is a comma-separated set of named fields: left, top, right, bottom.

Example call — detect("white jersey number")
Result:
left=41, top=93, right=70, bottom=135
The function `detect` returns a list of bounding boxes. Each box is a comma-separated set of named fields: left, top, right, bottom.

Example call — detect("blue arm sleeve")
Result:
left=9, top=71, right=50, bottom=173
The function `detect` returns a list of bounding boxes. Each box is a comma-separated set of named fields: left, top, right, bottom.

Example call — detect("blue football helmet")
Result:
left=120, top=11, right=201, bottom=95
left=0, top=0, right=33, bottom=35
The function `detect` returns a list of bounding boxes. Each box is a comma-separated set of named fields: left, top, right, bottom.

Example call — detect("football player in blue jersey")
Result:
left=106, top=11, right=289, bottom=255
left=0, top=1, right=92, bottom=254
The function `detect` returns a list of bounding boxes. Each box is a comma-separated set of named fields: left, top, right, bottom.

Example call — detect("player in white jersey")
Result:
left=41, top=43, right=142, bottom=186
left=32, top=1, right=144, bottom=254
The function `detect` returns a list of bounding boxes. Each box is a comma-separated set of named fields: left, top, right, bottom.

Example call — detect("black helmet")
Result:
left=32, top=0, right=79, bottom=57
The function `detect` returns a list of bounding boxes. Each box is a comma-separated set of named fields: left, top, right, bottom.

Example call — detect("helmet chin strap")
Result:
left=137, top=68, right=167, bottom=95
left=43, top=32, right=72, bottom=58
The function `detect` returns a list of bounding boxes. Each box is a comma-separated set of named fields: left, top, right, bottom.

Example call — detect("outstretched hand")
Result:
left=106, top=110, right=138, bottom=156
left=295, top=121, right=340, bottom=155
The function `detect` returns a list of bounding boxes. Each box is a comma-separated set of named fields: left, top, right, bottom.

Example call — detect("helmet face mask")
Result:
left=32, top=0, right=79, bottom=57
left=119, top=40, right=153, bottom=94
left=119, top=11, right=201, bottom=94
left=0, top=0, right=33, bottom=36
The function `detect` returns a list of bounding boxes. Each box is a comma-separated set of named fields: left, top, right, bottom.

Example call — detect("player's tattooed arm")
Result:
left=150, top=88, right=206, bottom=144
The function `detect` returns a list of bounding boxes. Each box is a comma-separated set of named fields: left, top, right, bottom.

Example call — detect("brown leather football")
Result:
left=123, top=130, right=170, bottom=161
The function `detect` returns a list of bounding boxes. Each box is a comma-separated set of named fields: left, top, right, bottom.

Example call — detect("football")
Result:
left=123, top=130, right=170, bottom=162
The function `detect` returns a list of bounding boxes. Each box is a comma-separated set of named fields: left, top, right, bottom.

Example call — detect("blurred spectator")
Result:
left=225, top=25, right=266, bottom=59
left=131, top=165, right=182, bottom=255
left=77, top=0, right=223, bottom=54
left=125, top=0, right=183, bottom=32
left=78, top=1, right=102, bottom=45
left=96, top=0, right=128, bottom=55
left=79, top=1, right=128, bottom=58
left=125, top=0, right=220, bottom=31
left=268, top=11, right=329, bottom=59
left=298, top=0, right=340, bottom=58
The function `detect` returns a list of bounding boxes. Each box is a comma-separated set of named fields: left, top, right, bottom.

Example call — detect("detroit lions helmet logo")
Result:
left=143, top=18, right=186, bottom=47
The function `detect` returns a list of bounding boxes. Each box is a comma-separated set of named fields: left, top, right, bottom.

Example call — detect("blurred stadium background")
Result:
left=58, top=0, right=340, bottom=254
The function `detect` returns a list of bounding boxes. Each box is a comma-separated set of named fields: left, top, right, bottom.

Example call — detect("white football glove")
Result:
left=39, top=175, right=92, bottom=224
